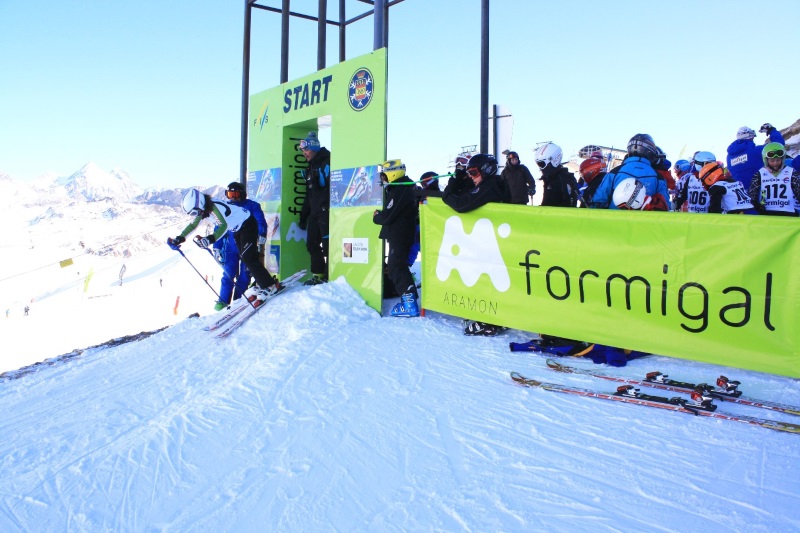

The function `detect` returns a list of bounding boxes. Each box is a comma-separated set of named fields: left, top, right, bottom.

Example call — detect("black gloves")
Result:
left=760, top=123, right=775, bottom=134
left=193, top=235, right=215, bottom=248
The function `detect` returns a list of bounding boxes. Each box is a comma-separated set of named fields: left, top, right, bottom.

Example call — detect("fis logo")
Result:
left=436, top=217, right=511, bottom=291
left=254, top=99, right=269, bottom=130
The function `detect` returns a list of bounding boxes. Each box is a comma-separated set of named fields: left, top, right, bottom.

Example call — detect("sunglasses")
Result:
left=766, top=150, right=785, bottom=159
left=466, top=167, right=481, bottom=178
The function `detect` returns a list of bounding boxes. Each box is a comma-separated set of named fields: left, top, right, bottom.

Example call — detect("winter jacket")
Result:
left=234, top=198, right=267, bottom=237
left=373, top=176, right=418, bottom=246
left=442, top=173, right=509, bottom=213
left=178, top=199, right=251, bottom=242
left=726, top=129, right=784, bottom=190
left=501, top=163, right=536, bottom=204
left=579, top=173, right=605, bottom=208
left=590, top=156, right=671, bottom=210
left=747, top=165, right=800, bottom=216
left=539, top=165, right=578, bottom=208
left=299, top=147, right=331, bottom=227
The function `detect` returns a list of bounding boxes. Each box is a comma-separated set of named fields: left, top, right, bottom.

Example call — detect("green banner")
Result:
left=421, top=199, right=800, bottom=378
left=248, top=49, right=387, bottom=311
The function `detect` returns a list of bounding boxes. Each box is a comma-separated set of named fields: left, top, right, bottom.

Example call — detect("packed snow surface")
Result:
left=2, top=248, right=800, bottom=531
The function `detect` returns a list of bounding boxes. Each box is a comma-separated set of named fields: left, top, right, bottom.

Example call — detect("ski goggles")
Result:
left=299, top=139, right=318, bottom=150
left=188, top=207, right=203, bottom=216
left=766, top=149, right=785, bottom=159
left=225, top=189, right=244, bottom=200
left=536, top=160, right=547, bottom=169
left=466, top=167, right=481, bottom=178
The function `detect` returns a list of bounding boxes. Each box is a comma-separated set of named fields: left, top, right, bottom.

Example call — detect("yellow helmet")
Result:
left=380, top=159, right=406, bottom=182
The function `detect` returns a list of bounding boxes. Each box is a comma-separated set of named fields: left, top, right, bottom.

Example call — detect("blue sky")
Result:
left=1, top=0, right=798, bottom=189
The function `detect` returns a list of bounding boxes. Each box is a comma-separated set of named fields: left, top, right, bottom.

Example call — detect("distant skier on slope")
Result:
left=167, top=189, right=278, bottom=306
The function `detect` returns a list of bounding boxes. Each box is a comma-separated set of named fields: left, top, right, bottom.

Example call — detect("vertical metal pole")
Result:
left=479, top=0, right=489, bottom=154
left=317, top=0, right=327, bottom=70
left=492, top=104, right=499, bottom=161
left=281, top=0, right=290, bottom=83
left=373, top=0, right=386, bottom=50
left=339, top=0, right=346, bottom=62
left=383, top=2, right=389, bottom=48
left=240, top=0, right=253, bottom=184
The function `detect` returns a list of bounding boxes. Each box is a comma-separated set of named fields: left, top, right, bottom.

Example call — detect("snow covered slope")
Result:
left=1, top=278, right=799, bottom=531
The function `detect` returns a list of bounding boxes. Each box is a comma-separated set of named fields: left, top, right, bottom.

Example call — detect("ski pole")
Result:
left=383, top=172, right=456, bottom=186
left=175, top=247, right=222, bottom=301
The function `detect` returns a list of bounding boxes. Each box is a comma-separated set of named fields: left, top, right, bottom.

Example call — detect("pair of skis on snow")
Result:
left=511, top=359, right=800, bottom=435
left=203, top=270, right=307, bottom=338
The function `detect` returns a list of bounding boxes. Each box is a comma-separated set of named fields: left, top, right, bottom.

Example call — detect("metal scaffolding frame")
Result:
left=239, top=0, right=490, bottom=181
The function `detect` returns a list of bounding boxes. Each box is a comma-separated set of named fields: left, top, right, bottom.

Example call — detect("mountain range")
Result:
left=2, top=163, right=227, bottom=264
left=1, top=161, right=224, bottom=209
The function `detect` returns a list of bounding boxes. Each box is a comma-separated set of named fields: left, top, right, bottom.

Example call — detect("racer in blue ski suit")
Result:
left=213, top=182, right=268, bottom=309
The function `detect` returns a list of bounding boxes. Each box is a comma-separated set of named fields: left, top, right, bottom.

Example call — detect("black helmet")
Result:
left=226, top=181, right=246, bottom=201
left=466, top=154, right=498, bottom=176
left=627, top=134, right=659, bottom=162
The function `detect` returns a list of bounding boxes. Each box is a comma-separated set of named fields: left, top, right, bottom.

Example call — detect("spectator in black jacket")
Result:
left=442, top=153, right=509, bottom=212
left=374, top=159, right=420, bottom=317
left=298, top=131, right=331, bottom=286
left=533, top=142, right=578, bottom=207
left=442, top=154, right=509, bottom=336
left=501, top=151, right=536, bottom=204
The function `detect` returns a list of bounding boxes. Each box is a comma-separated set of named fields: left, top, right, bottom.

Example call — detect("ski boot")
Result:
left=214, top=301, right=228, bottom=311
left=303, top=274, right=328, bottom=286
left=245, top=283, right=280, bottom=307
left=464, top=321, right=507, bottom=336
left=390, top=292, right=420, bottom=317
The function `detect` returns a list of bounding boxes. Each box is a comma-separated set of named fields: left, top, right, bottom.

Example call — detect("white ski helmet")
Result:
left=692, top=151, right=716, bottom=172
left=182, top=189, right=206, bottom=216
left=613, top=178, right=649, bottom=210
left=533, top=142, right=562, bottom=169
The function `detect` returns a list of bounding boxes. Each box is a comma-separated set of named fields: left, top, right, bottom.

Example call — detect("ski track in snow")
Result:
left=1, top=279, right=800, bottom=530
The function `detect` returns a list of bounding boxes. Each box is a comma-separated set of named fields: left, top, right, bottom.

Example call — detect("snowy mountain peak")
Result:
left=61, top=161, right=143, bottom=202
